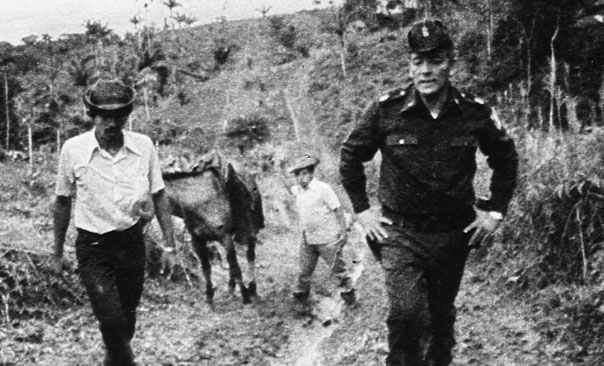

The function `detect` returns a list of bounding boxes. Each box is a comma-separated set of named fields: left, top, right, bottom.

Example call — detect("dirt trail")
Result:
left=2, top=223, right=583, bottom=366
left=271, top=243, right=367, bottom=366
left=317, top=252, right=583, bottom=366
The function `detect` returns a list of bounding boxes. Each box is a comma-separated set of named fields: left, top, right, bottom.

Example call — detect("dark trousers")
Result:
left=378, top=224, right=471, bottom=366
left=295, top=235, right=353, bottom=295
left=75, top=222, right=145, bottom=366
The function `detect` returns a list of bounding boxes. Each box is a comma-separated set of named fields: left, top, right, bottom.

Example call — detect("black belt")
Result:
left=382, top=206, right=475, bottom=233
left=77, top=220, right=143, bottom=242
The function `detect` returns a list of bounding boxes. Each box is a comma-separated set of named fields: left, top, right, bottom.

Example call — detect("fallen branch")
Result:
left=177, top=68, right=210, bottom=82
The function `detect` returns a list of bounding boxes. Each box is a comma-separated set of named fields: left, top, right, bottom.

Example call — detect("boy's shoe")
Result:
left=292, top=291, right=312, bottom=315
left=340, top=289, right=356, bottom=306
left=293, top=291, right=310, bottom=302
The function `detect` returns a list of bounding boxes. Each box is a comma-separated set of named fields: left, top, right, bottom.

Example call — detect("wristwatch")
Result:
left=488, top=211, right=504, bottom=221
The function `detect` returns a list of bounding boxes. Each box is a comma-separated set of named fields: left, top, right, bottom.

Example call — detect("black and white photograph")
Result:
left=1, top=0, right=603, bottom=365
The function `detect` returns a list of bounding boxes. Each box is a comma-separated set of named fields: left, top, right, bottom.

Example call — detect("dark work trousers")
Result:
left=75, top=221, right=145, bottom=366
left=378, top=224, right=471, bottom=366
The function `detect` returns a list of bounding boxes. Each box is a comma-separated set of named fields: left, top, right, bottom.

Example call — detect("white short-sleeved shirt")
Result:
left=292, top=178, right=341, bottom=245
left=56, top=129, right=164, bottom=234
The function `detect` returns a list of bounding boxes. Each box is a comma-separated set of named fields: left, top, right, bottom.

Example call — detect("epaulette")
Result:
left=378, top=88, right=407, bottom=105
left=459, top=91, right=486, bottom=105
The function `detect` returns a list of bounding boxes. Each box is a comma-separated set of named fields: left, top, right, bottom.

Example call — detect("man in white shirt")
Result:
left=53, top=78, right=175, bottom=366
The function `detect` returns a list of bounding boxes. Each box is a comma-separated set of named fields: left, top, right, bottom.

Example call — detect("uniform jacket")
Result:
left=340, top=83, right=518, bottom=216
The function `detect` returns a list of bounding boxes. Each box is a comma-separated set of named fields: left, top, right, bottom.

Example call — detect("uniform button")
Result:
left=399, top=139, right=405, bottom=144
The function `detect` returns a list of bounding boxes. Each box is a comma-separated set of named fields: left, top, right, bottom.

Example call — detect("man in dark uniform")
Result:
left=339, top=19, right=518, bottom=366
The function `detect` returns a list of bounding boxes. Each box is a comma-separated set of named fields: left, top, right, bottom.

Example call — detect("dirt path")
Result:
left=316, top=251, right=583, bottom=366
left=453, top=266, right=558, bottom=366
left=270, top=240, right=367, bottom=366
left=1, top=225, right=581, bottom=366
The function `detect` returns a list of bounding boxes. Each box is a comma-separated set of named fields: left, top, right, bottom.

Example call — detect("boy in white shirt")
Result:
left=288, top=154, right=356, bottom=305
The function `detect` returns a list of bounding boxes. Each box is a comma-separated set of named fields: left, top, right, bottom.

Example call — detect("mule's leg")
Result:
left=190, top=232, right=215, bottom=307
left=246, top=235, right=257, bottom=297
left=223, top=236, right=250, bottom=304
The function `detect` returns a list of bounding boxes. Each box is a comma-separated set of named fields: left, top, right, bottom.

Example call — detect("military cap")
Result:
left=408, top=18, right=453, bottom=53
left=84, top=78, right=135, bottom=117
left=287, top=154, right=320, bottom=174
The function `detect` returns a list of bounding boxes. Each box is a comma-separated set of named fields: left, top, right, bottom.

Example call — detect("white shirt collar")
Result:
left=84, top=128, right=142, bottom=162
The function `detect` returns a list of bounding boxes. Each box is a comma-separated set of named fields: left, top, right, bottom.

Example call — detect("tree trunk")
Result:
left=56, top=128, right=61, bottom=156
left=28, top=124, right=33, bottom=175
left=143, top=87, right=151, bottom=122
left=339, top=33, right=347, bottom=78
left=4, top=72, right=9, bottom=150
left=549, top=15, right=560, bottom=128
left=487, top=0, right=493, bottom=60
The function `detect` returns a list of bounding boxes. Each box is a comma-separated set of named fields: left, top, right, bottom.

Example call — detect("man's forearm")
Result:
left=53, top=196, right=72, bottom=258
left=335, top=208, right=347, bottom=235
left=152, top=189, right=175, bottom=248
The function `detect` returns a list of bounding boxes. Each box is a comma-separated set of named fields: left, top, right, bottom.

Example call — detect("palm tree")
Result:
left=130, top=15, right=142, bottom=48
left=256, top=5, right=272, bottom=17
left=84, top=20, right=113, bottom=66
left=163, top=0, right=181, bottom=29
left=67, top=54, right=95, bottom=87
left=130, top=15, right=141, bottom=30
left=163, top=0, right=181, bottom=15
left=172, top=13, right=197, bottom=28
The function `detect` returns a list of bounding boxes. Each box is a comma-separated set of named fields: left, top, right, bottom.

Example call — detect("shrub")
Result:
left=500, top=128, right=604, bottom=288
left=268, top=15, right=298, bottom=50
left=213, top=45, right=231, bottom=65
left=0, top=250, right=84, bottom=321
left=224, top=114, right=271, bottom=154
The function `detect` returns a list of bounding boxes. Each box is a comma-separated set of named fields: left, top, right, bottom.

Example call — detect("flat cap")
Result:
left=84, top=78, right=135, bottom=117
left=287, top=154, right=320, bottom=174
left=408, top=18, right=453, bottom=53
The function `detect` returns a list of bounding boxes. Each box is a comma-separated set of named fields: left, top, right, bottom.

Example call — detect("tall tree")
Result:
left=489, top=0, right=604, bottom=127
left=84, top=20, right=114, bottom=67
left=163, top=0, right=181, bottom=29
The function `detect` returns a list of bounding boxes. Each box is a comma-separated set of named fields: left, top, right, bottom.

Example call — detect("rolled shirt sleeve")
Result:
left=55, top=141, right=75, bottom=197
left=148, top=139, right=165, bottom=194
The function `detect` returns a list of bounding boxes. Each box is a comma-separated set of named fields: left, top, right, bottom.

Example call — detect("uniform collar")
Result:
left=84, top=128, right=142, bottom=162
left=399, top=83, right=463, bottom=117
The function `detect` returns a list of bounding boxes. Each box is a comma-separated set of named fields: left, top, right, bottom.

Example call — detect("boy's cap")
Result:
left=287, top=154, right=320, bottom=174
left=408, top=18, right=453, bottom=53
left=84, top=78, right=135, bottom=117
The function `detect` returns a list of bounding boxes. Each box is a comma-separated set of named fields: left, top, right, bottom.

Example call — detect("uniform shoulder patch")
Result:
left=378, top=88, right=406, bottom=104
left=459, top=91, right=486, bottom=105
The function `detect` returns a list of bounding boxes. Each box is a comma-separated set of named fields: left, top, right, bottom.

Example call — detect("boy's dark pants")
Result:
left=378, top=223, right=471, bottom=366
left=75, top=221, right=145, bottom=366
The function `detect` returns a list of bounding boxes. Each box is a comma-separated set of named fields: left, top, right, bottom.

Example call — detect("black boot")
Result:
left=340, top=289, right=356, bottom=305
